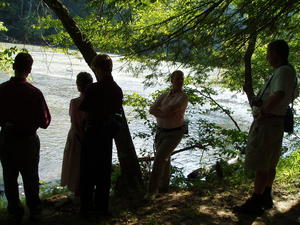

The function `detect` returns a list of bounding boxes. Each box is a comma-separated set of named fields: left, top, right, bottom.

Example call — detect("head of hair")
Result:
left=91, top=54, right=113, bottom=73
left=13, top=52, right=33, bottom=73
left=170, top=70, right=184, bottom=80
left=76, top=72, right=93, bottom=93
left=268, top=40, right=289, bottom=61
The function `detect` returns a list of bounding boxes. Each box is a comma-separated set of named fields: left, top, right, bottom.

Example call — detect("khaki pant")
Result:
left=149, top=127, right=184, bottom=194
left=245, top=117, right=284, bottom=171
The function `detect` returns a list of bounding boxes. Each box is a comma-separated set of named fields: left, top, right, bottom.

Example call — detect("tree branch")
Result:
left=42, top=0, right=97, bottom=67
left=138, top=144, right=206, bottom=162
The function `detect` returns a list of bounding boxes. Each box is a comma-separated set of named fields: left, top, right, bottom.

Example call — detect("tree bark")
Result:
left=42, top=0, right=143, bottom=193
left=243, top=32, right=257, bottom=104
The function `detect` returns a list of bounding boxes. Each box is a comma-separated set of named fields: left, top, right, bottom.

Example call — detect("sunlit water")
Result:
left=0, top=44, right=257, bottom=190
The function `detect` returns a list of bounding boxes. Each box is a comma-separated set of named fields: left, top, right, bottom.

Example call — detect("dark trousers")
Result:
left=80, top=125, right=113, bottom=213
left=0, top=131, right=41, bottom=213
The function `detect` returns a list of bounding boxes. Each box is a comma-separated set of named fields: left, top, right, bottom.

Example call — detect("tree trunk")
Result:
left=42, top=0, right=143, bottom=193
left=243, top=32, right=257, bottom=104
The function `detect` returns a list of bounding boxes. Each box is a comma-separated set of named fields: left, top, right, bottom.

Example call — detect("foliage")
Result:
left=39, top=181, right=69, bottom=199
left=0, top=46, right=28, bottom=73
left=124, top=79, right=248, bottom=184
left=34, top=0, right=300, bottom=94
left=0, top=21, right=7, bottom=32
left=276, top=148, right=300, bottom=185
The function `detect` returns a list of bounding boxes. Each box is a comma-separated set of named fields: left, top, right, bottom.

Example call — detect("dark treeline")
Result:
left=0, top=0, right=89, bottom=44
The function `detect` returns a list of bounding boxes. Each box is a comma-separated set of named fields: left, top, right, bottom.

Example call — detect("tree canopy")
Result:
left=35, top=0, right=300, bottom=97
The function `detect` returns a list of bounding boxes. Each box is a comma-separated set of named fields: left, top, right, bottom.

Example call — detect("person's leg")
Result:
left=0, top=132, right=24, bottom=220
left=260, top=168, right=276, bottom=209
left=1, top=158, right=23, bottom=213
left=266, top=168, right=276, bottom=187
left=79, top=131, right=95, bottom=215
left=159, top=158, right=170, bottom=193
left=254, top=170, right=269, bottom=194
left=20, top=135, right=41, bottom=217
left=94, top=135, right=112, bottom=214
left=149, top=129, right=183, bottom=194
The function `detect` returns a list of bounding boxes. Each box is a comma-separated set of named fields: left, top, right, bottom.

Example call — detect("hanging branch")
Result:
left=42, top=0, right=97, bottom=67
left=138, top=144, right=207, bottom=162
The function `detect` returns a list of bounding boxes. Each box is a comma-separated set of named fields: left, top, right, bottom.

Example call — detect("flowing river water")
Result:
left=0, top=44, right=257, bottom=190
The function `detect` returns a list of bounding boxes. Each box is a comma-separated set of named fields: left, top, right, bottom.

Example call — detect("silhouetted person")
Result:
left=236, top=40, right=299, bottom=214
left=79, top=54, right=123, bottom=217
left=0, top=52, right=51, bottom=222
left=149, top=70, right=188, bottom=196
left=61, top=72, right=93, bottom=196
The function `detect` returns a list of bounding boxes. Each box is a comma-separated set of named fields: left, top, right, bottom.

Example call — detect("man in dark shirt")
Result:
left=79, top=54, right=123, bottom=217
left=0, top=52, right=51, bottom=222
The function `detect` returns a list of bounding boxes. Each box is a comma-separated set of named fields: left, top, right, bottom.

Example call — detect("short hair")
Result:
left=170, top=70, right=184, bottom=80
left=13, top=52, right=33, bottom=73
left=76, top=72, right=93, bottom=93
left=91, top=54, right=113, bottom=73
left=268, top=40, right=289, bottom=60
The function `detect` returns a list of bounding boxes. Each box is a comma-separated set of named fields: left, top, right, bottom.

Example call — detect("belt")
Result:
left=157, top=125, right=184, bottom=132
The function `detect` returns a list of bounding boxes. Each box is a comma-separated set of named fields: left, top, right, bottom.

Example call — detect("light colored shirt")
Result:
left=150, top=91, right=188, bottom=129
left=261, top=64, right=298, bottom=115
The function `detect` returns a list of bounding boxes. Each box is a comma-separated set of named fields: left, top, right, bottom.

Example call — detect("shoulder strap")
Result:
left=258, top=74, right=274, bottom=100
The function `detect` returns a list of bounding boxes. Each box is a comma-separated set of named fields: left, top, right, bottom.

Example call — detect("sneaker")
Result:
left=234, top=194, right=264, bottom=215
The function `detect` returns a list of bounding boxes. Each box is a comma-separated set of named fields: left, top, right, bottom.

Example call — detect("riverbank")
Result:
left=0, top=180, right=299, bottom=225
left=0, top=149, right=300, bottom=225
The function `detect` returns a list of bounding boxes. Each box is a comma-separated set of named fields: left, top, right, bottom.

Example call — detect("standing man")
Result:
left=237, top=40, right=298, bottom=214
left=79, top=54, right=123, bottom=217
left=149, top=70, right=188, bottom=196
left=0, top=52, right=51, bottom=222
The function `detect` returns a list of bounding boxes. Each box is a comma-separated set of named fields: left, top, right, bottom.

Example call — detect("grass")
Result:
left=276, top=148, right=300, bottom=188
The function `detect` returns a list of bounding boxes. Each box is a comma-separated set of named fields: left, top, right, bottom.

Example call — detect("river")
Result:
left=0, top=44, right=258, bottom=189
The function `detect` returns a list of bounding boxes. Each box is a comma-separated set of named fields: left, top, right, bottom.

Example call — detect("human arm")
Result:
left=36, top=92, right=51, bottom=129
left=261, top=91, right=284, bottom=113
left=70, top=98, right=86, bottom=137
left=149, top=93, right=166, bottom=117
left=159, top=94, right=188, bottom=117
left=261, top=66, right=295, bottom=115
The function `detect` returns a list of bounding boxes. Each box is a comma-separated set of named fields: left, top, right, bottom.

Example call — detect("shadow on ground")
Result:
left=0, top=187, right=299, bottom=225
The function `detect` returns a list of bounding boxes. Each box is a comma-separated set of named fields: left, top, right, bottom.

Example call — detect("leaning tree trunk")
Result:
left=42, top=0, right=143, bottom=194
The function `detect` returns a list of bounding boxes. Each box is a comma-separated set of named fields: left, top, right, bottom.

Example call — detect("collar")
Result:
left=10, top=77, right=27, bottom=83
left=101, top=75, right=114, bottom=82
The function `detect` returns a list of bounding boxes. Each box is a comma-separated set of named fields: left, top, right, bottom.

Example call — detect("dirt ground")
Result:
left=1, top=184, right=300, bottom=225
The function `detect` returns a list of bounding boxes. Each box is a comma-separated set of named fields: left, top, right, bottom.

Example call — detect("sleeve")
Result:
left=38, top=92, right=51, bottom=129
left=272, top=67, right=295, bottom=95
left=69, top=99, right=74, bottom=122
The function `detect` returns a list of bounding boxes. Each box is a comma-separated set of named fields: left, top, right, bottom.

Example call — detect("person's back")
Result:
left=80, top=73, right=123, bottom=122
left=0, top=52, right=51, bottom=223
left=79, top=54, right=123, bottom=217
left=0, top=77, right=49, bottom=135
left=61, top=72, right=93, bottom=195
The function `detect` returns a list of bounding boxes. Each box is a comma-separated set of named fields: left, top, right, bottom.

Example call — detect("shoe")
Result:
left=7, top=203, right=25, bottom=224
left=234, top=194, right=264, bottom=215
left=29, top=205, right=43, bottom=222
